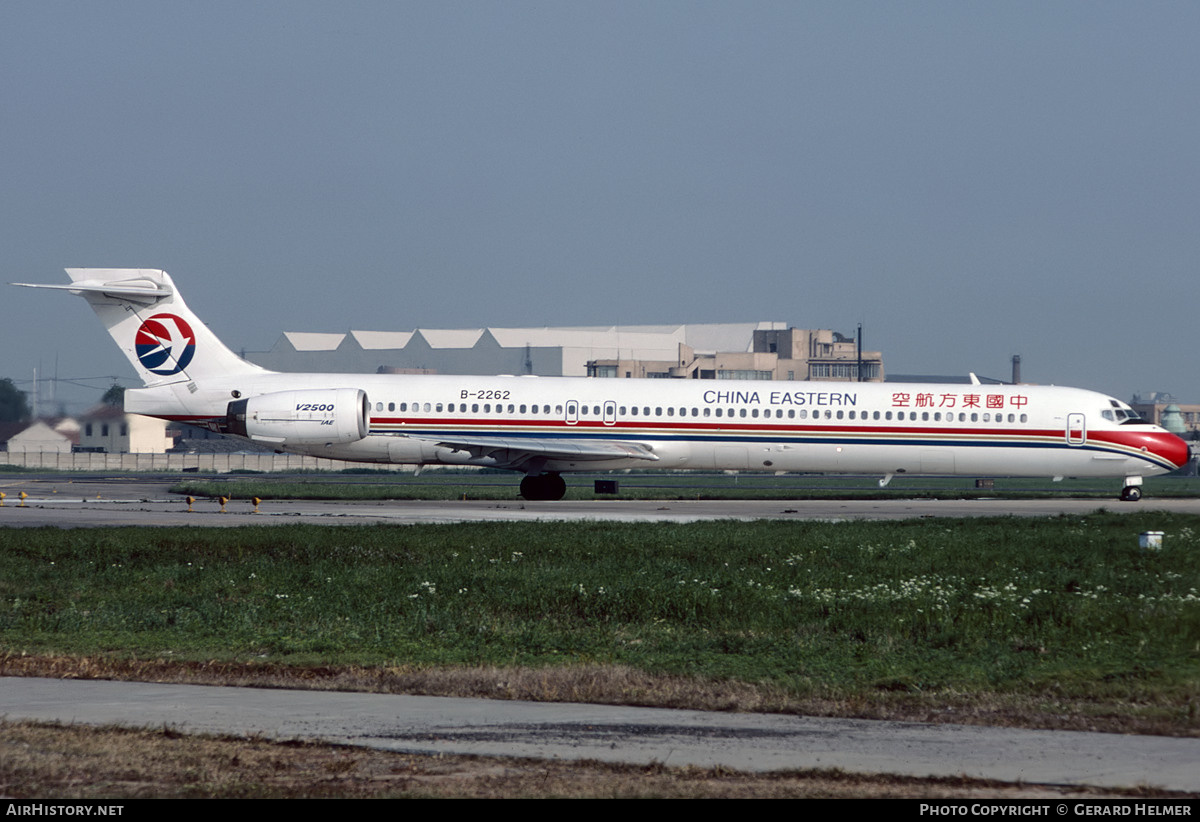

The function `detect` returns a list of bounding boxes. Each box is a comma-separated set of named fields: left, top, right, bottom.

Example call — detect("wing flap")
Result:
left=409, top=433, right=659, bottom=463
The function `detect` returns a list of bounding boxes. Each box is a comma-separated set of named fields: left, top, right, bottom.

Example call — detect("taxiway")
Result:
left=4, top=676, right=1198, bottom=791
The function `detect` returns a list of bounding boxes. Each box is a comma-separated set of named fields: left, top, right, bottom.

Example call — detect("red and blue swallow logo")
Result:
left=135, top=313, right=196, bottom=375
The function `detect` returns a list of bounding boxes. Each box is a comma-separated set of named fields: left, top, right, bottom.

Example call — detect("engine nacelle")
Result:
left=226, top=388, right=370, bottom=447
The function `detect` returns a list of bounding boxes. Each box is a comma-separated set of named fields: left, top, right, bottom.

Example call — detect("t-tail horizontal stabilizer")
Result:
left=13, top=268, right=268, bottom=386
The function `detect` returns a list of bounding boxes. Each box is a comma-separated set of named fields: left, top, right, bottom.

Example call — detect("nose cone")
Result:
left=1152, top=431, right=1192, bottom=470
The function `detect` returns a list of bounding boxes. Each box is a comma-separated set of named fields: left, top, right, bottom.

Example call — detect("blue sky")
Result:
left=3, top=1, right=1197, bottom=412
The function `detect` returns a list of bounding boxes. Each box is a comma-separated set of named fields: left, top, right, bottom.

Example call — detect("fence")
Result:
left=0, top=451, right=407, bottom=473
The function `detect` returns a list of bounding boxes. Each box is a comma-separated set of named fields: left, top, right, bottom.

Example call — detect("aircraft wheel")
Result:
left=520, top=473, right=566, bottom=501
left=1120, top=485, right=1142, bottom=502
left=519, top=475, right=539, bottom=500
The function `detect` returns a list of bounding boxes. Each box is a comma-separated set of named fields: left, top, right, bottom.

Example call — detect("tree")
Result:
left=0, top=378, right=31, bottom=423
left=101, top=384, right=126, bottom=407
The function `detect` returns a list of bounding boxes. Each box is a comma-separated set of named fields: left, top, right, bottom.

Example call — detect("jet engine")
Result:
left=226, top=388, right=370, bottom=446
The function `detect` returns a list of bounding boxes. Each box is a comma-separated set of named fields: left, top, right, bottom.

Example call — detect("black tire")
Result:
left=520, top=473, right=566, bottom=501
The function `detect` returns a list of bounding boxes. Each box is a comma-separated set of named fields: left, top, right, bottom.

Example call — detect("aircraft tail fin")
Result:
left=14, top=268, right=269, bottom=387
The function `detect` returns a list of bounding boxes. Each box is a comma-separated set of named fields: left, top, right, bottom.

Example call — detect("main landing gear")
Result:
left=520, top=472, right=567, bottom=501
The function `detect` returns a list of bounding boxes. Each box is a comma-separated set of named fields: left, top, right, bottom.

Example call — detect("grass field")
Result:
left=3, top=513, right=1198, bottom=734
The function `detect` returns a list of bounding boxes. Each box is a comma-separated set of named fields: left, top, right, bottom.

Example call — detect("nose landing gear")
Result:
left=1120, top=477, right=1143, bottom=502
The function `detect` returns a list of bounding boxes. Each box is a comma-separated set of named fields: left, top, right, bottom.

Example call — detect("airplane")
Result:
left=14, top=268, right=1190, bottom=501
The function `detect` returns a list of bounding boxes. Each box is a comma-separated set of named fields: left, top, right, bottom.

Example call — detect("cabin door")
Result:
left=1066, top=413, right=1086, bottom=446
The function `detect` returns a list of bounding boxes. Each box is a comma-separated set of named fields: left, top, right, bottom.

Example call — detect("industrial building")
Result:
left=246, top=322, right=885, bottom=382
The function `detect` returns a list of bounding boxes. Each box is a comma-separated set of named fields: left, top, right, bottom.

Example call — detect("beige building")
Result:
left=0, top=421, right=73, bottom=454
left=586, top=328, right=884, bottom=382
left=77, top=405, right=175, bottom=454
left=1130, top=394, right=1200, bottom=438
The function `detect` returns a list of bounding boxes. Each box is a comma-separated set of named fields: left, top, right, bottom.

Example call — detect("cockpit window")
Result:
left=1102, top=400, right=1147, bottom=424
left=1111, top=408, right=1150, bottom=425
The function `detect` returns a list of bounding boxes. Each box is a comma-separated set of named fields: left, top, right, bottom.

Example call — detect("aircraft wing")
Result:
left=407, top=433, right=659, bottom=467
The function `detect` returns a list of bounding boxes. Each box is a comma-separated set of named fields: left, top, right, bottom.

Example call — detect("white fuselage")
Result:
left=126, top=371, right=1188, bottom=480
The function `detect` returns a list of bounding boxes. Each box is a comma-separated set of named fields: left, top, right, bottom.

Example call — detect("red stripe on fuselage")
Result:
left=373, top=415, right=1067, bottom=441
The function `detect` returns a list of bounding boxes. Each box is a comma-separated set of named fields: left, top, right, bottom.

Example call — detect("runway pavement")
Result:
left=4, top=676, right=1199, bottom=791
left=3, top=475, right=1200, bottom=526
